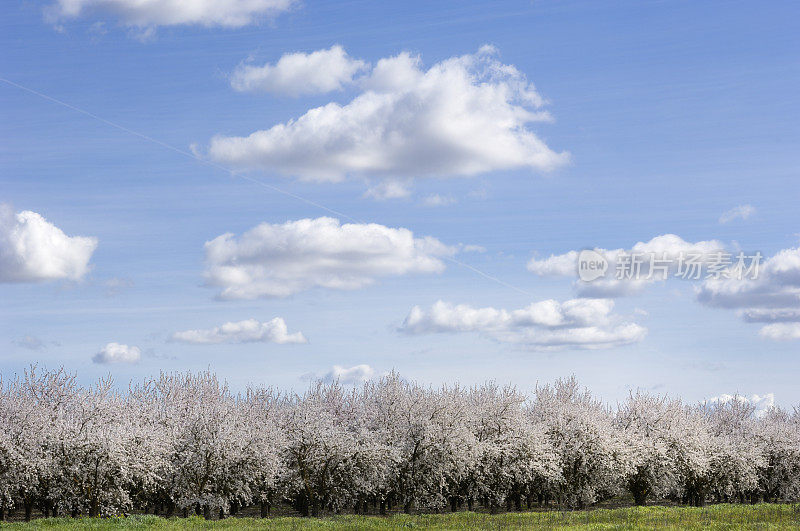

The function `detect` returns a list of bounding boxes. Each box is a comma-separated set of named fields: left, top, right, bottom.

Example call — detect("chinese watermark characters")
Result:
left=578, top=250, right=761, bottom=282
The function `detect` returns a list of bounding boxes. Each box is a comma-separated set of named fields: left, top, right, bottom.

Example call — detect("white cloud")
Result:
left=422, top=194, right=457, bottom=207
left=171, top=317, right=307, bottom=344
left=758, top=323, right=800, bottom=341
left=719, top=204, right=756, bottom=224
left=363, top=180, right=412, bottom=200
left=696, top=247, right=800, bottom=340
left=204, top=217, right=455, bottom=299
left=668, top=243, right=800, bottom=341
left=527, top=234, right=800, bottom=341
left=47, top=0, right=295, bottom=29
left=92, top=342, right=140, bottom=364
left=707, top=393, right=775, bottom=418
left=399, top=298, right=646, bottom=350
left=527, top=234, right=726, bottom=297
left=0, top=204, right=97, bottom=283
left=696, top=247, right=800, bottom=310
left=322, top=364, right=375, bottom=385
left=208, top=45, right=568, bottom=184
left=527, top=249, right=580, bottom=277
left=231, top=45, right=367, bottom=96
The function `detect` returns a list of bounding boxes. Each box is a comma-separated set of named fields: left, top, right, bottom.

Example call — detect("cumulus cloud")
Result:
left=92, top=342, right=140, bottom=364
left=47, top=0, right=295, bottom=29
left=231, top=45, right=367, bottom=96
left=758, top=323, right=800, bottom=341
left=171, top=317, right=307, bottom=344
left=204, top=217, right=455, bottom=299
left=208, top=45, right=568, bottom=185
left=527, top=250, right=580, bottom=277
left=322, top=364, right=375, bottom=385
left=527, top=234, right=726, bottom=297
left=719, top=204, right=756, bottom=224
left=696, top=247, right=800, bottom=310
left=707, top=393, right=775, bottom=418
left=363, top=180, right=412, bottom=200
left=0, top=204, right=97, bottom=283
left=532, top=234, right=800, bottom=342
left=527, top=234, right=800, bottom=341
left=694, top=246, right=800, bottom=340
left=399, top=298, right=646, bottom=350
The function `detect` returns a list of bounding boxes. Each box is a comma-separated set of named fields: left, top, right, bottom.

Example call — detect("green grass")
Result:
left=3, top=505, right=800, bottom=530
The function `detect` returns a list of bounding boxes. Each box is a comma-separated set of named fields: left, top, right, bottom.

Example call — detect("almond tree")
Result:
left=703, top=396, right=765, bottom=503
left=469, top=383, right=559, bottom=511
left=148, top=372, right=252, bottom=517
left=241, top=386, right=286, bottom=517
left=531, top=377, right=626, bottom=508
left=615, top=392, right=680, bottom=505
left=756, top=407, right=800, bottom=502
left=665, top=402, right=714, bottom=506
left=280, top=381, right=358, bottom=516
left=0, top=366, right=75, bottom=520
left=51, top=377, right=137, bottom=517
left=1, top=365, right=799, bottom=518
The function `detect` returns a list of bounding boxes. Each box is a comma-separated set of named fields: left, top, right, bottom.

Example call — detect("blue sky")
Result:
left=1, top=0, right=799, bottom=407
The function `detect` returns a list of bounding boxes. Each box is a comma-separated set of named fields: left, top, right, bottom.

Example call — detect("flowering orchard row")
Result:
left=0, top=367, right=798, bottom=520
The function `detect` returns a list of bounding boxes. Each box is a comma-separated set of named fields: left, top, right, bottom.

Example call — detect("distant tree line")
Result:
left=0, top=366, right=798, bottom=520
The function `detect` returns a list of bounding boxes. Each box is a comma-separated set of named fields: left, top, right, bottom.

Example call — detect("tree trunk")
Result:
left=380, top=500, right=386, bottom=515
left=294, top=495, right=310, bottom=517
left=24, top=501, right=33, bottom=522
left=450, top=497, right=458, bottom=512
left=203, top=505, right=211, bottom=519
left=631, top=484, right=648, bottom=506
left=260, top=500, right=271, bottom=518
left=90, top=498, right=100, bottom=517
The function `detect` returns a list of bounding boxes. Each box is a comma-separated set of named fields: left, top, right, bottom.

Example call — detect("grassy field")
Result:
left=2, top=505, right=800, bottom=530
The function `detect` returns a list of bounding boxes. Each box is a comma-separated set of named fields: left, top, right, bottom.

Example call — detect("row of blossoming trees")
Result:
left=0, top=366, right=799, bottom=520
